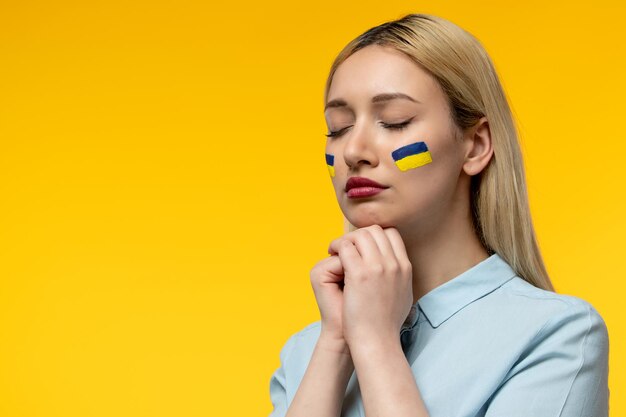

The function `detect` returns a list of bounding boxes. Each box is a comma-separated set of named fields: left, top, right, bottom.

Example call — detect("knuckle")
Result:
left=370, top=263, right=384, bottom=275
left=386, top=262, right=400, bottom=275
left=310, top=264, right=322, bottom=277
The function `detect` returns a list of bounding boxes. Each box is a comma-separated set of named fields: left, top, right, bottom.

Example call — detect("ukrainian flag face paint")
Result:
left=325, top=153, right=335, bottom=178
left=391, top=141, right=432, bottom=171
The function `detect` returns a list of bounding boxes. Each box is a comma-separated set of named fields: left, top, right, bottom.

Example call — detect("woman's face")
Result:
left=324, top=44, right=469, bottom=234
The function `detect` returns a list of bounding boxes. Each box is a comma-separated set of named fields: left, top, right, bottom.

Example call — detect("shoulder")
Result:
left=501, top=277, right=607, bottom=321
left=482, top=280, right=610, bottom=416
left=497, top=277, right=609, bottom=351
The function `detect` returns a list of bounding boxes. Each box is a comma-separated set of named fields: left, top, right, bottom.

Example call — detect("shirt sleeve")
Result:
left=484, top=301, right=610, bottom=417
left=268, top=332, right=298, bottom=417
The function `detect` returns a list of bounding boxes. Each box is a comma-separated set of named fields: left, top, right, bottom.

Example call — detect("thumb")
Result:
left=321, top=255, right=345, bottom=284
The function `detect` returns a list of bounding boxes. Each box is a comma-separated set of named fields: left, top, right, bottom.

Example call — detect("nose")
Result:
left=342, top=122, right=379, bottom=171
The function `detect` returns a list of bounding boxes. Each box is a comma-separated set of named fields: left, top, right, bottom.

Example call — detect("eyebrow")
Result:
left=324, top=92, right=421, bottom=111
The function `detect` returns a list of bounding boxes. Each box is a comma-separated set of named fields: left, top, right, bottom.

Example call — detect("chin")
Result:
left=346, top=215, right=397, bottom=230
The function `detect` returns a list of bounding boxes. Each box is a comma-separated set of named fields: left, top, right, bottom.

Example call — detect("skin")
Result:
left=285, top=44, right=494, bottom=417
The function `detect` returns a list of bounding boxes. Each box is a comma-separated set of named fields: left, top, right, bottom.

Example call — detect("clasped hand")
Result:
left=310, top=224, right=414, bottom=350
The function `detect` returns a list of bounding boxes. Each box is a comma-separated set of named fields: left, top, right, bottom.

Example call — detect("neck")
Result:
left=396, top=182, right=490, bottom=304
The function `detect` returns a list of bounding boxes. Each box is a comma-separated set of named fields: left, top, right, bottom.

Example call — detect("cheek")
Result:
left=390, top=141, right=433, bottom=172
left=389, top=139, right=453, bottom=201
left=325, top=152, right=335, bottom=178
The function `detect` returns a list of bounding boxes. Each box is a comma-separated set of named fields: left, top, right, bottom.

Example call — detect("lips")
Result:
left=345, top=176, right=389, bottom=192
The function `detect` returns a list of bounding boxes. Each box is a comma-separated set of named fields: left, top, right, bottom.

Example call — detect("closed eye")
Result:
left=380, top=119, right=412, bottom=131
left=325, top=117, right=414, bottom=139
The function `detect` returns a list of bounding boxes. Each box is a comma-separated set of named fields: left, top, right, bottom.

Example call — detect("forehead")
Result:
left=326, top=45, right=442, bottom=107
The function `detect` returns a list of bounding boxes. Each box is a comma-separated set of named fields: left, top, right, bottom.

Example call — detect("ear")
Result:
left=462, top=116, right=493, bottom=176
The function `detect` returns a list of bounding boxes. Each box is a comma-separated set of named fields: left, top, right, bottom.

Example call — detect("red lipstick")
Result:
left=345, top=177, right=389, bottom=198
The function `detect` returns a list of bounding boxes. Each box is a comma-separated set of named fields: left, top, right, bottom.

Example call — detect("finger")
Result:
left=328, top=230, right=362, bottom=255
left=330, top=229, right=383, bottom=268
left=366, top=225, right=400, bottom=264
left=328, top=232, right=356, bottom=255
left=334, top=239, right=363, bottom=281
left=353, top=229, right=385, bottom=268
left=383, top=227, right=411, bottom=267
left=328, top=235, right=344, bottom=255
left=318, top=255, right=344, bottom=283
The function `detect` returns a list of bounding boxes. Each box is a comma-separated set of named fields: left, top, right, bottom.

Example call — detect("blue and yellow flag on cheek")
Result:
left=325, top=153, right=335, bottom=177
left=391, top=141, right=433, bottom=171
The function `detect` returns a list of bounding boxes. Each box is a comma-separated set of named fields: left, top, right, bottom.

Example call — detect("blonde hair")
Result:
left=325, top=13, right=555, bottom=292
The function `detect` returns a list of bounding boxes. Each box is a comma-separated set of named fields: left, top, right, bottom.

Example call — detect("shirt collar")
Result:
left=416, top=253, right=518, bottom=328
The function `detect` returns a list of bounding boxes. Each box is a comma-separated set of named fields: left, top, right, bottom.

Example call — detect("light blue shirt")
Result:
left=268, top=253, right=610, bottom=417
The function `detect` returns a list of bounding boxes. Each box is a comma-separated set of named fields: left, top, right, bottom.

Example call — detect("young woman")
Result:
left=269, top=13, right=609, bottom=417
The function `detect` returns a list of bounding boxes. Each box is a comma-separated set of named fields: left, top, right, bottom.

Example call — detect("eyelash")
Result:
left=325, top=119, right=413, bottom=138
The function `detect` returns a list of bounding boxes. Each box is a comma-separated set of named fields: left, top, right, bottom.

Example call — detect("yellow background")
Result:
left=1, top=1, right=623, bottom=416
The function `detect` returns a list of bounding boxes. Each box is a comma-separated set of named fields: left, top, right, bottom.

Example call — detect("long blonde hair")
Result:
left=324, top=13, right=555, bottom=292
